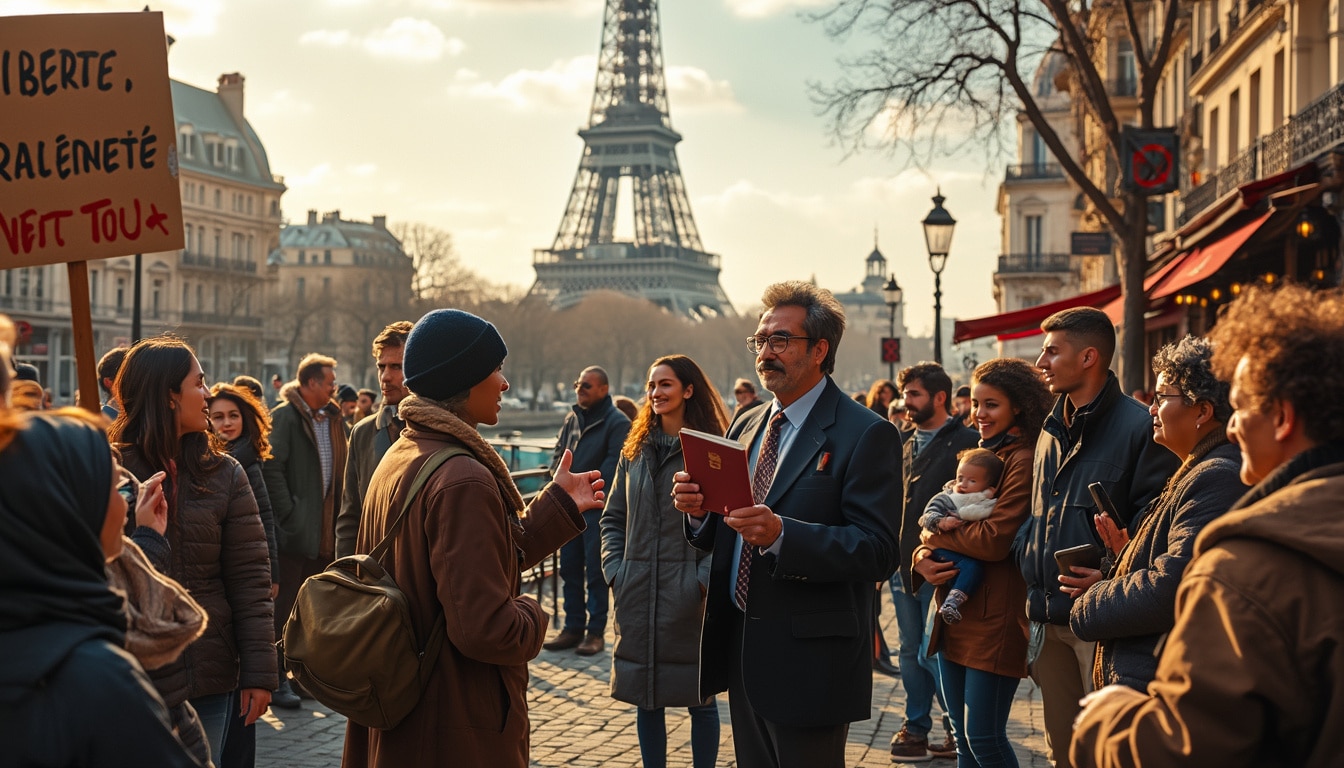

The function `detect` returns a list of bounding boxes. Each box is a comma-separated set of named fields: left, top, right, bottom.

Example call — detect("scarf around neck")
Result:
left=396, top=395, right=526, bottom=516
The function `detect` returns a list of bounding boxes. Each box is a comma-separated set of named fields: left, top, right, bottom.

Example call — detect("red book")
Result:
left=679, top=428, right=753, bottom=515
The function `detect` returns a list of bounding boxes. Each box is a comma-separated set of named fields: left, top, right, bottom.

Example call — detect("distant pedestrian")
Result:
left=729, top=377, right=765, bottom=427
left=232, top=375, right=267, bottom=406
left=356, top=388, right=378, bottom=420
left=543, top=365, right=631, bottom=657
left=601, top=355, right=728, bottom=768
left=337, top=384, right=360, bottom=428
left=612, top=394, right=639, bottom=422
left=98, top=346, right=128, bottom=420
left=866, top=378, right=897, bottom=418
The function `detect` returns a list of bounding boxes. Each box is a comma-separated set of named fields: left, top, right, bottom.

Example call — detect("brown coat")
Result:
left=341, top=417, right=584, bottom=768
left=912, top=437, right=1032, bottom=679
left=1071, top=459, right=1344, bottom=768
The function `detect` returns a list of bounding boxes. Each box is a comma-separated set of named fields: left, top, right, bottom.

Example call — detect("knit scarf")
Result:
left=396, top=395, right=526, bottom=516
left=105, top=536, right=207, bottom=671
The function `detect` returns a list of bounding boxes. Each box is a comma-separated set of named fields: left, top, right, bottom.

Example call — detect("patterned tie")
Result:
left=736, top=411, right=787, bottom=609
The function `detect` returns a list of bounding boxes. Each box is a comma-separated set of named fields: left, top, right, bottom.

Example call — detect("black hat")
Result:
left=14, top=363, right=39, bottom=383
left=336, top=384, right=358, bottom=403
left=403, top=309, right=507, bottom=401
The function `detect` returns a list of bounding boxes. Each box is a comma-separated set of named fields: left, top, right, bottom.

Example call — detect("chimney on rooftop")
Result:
left=323, top=210, right=340, bottom=224
left=372, top=215, right=387, bottom=230
left=307, top=210, right=318, bottom=226
left=217, top=73, right=245, bottom=124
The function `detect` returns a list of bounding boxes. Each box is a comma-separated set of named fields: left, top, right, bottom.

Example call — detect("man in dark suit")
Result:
left=673, top=281, right=903, bottom=768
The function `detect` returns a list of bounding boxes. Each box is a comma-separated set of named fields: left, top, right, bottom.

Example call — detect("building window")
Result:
left=214, top=189, right=222, bottom=209
left=116, top=277, right=125, bottom=310
left=214, top=230, right=222, bottom=259
left=323, top=250, right=332, bottom=264
left=90, top=270, right=99, bottom=310
left=322, top=277, right=331, bottom=297
left=34, top=267, right=44, bottom=298
left=184, top=224, right=193, bottom=254
left=1025, top=215, right=1043, bottom=256
left=213, top=285, right=220, bottom=312
left=296, top=277, right=306, bottom=305
left=1031, top=131, right=1048, bottom=167
left=1117, top=39, right=1136, bottom=94
left=151, top=279, right=162, bottom=318
left=182, top=283, right=189, bottom=312
left=197, top=284, right=204, bottom=311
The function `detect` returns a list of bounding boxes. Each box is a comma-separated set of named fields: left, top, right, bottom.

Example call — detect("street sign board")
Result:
left=1120, top=126, right=1180, bottom=195
left=1071, top=231, right=1113, bottom=255
left=881, top=337, right=901, bottom=364
left=0, top=12, right=184, bottom=269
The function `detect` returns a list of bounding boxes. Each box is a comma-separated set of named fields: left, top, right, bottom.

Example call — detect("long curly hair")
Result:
left=971, top=357, right=1054, bottom=445
left=866, top=379, right=897, bottom=417
left=208, top=382, right=274, bottom=461
left=623, top=355, right=729, bottom=461
left=1208, top=283, right=1344, bottom=444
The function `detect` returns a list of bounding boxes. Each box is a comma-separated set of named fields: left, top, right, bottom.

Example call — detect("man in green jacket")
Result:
left=264, top=352, right=348, bottom=707
left=335, top=321, right=413, bottom=559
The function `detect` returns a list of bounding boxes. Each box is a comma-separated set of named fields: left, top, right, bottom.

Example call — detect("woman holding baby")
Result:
left=911, top=358, right=1052, bottom=768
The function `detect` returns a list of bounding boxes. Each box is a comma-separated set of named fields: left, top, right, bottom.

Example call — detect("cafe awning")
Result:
left=953, top=283, right=1121, bottom=344
left=1152, top=210, right=1274, bottom=298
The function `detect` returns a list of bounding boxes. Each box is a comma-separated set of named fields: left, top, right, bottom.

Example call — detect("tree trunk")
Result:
left=1119, top=191, right=1148, bottom=393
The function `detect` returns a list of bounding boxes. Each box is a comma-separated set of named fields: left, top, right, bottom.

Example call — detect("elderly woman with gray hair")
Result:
left=1060, top=336, right=1248, bottom=692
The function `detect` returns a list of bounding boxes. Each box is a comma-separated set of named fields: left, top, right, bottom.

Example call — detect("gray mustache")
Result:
left=757, top=362, right=784, bottom=375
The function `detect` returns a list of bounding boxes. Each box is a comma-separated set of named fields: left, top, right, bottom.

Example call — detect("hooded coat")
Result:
left=600, top=430, right=712, bottom=709
left=0, top=413, right=203, bottom=767
left=1072, top=445, right=1344, bottom=768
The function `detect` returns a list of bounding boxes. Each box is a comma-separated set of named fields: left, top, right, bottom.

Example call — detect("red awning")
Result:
left=1102, top=251, right=1194, bottom=323
left=1150, top=210, right=1273, bottom=298
left=953, top=283, right=1122, bottom=344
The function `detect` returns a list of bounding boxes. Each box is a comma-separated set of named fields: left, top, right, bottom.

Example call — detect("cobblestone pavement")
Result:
left=258, top=586, right=1050, bottom=767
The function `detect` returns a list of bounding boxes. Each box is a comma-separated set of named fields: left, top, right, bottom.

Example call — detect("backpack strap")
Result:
left=369, top=444, right=471, bottom=563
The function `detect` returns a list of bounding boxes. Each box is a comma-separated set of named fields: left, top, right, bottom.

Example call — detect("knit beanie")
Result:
left=336, top=384, right=358, bottom=403
left=403, top=309, right=508, bottom=401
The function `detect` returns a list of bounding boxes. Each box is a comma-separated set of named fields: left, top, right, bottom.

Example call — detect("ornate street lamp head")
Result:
left=922, top=188, right=956, bottom=274
left=882, top=274, right=903, bottom=307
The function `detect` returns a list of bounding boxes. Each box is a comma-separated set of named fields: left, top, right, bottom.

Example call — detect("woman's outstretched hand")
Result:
left=552, top=449, right=604, bottom=512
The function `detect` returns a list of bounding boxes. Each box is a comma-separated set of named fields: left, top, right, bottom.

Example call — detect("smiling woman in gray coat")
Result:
left=601, top=355, right=729, bottom=768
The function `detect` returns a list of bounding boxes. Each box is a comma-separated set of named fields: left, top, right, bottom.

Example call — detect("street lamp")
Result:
left=882, top=273, right=903, bottom=380
left=922, top=188, right=956, bottom=365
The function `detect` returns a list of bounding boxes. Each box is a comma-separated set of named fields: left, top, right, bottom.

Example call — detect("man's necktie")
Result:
left=736, top=411, right=786, bottom=610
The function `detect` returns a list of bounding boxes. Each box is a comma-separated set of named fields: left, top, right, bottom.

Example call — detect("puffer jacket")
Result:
left=123, top=446, right=277, bottom=703
left=227, top=438, right=280, bottom=585
left=600, top=431, right=711, bottom=709
left=1071, top=438, right=1246, bottom=690
left=1015, top=373, right=1179, bottom=625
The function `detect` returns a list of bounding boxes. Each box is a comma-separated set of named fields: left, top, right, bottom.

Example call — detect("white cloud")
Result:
left=722, top=0, right=831, bottom=19
left=667, top=66, right=743, bottom=112
left=299, top=18, right=464, bottom=62
left=696, top=180, right=832, bottom=221
left=455, top=57, right=742, bottom=114
left=251, top=90, right=316, bottom=119
left=285, top=163, right=335, bottom=190
left=451, top=56, right=596, bottom=111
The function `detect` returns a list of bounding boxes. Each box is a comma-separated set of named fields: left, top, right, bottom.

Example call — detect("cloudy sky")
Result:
left=10, top=0, right=1011, bottom=332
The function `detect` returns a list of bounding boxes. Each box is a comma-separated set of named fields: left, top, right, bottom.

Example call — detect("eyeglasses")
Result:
left=745, top=333, right=818, bottom=355
left=1152, top=392, right=1188, bottom=404
left=573, top=381, right=593, bottom=391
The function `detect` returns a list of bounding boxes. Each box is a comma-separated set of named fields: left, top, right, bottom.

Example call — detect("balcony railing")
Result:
left=180, top=252, right=259, bottom=273
left=1179, top=80, right=1344, bottom=225
left=1004, top=163, right=1065, bottom=181
left=0, top=296, right=56, bottom=313
left=997, top=253, right=1071, bottom=273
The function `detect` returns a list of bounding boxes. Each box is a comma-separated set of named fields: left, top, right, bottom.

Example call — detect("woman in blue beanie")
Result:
left=343, top=309, right=606, bottom=768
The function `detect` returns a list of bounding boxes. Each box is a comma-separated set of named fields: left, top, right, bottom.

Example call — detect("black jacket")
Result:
left=896, top=417, right=980, bottom=592
left=1016, top=372, right=1179, bottom=625
left=1070, top=440, right=1246, bottom=690
left=550, top=395, right=631, bottom=486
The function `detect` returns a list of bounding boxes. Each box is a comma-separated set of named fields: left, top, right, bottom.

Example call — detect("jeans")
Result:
left=636, top=701, right=721, bottom=768
left=938, top=657, right=1021, bottom=768
left=189, top=691, right=234, bottom=764
left=932, top=549, right=985, bottom=596
left=559, top=509, right=608, bottom=634
left=889, top=576, right=947, bottom=736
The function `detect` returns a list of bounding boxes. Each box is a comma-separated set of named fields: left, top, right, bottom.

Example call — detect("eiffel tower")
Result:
left=528, top=0, right=735, bottom=318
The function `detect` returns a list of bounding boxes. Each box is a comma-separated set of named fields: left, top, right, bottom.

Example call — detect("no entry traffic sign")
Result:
left=1121, top=127, right=1180, bottom=195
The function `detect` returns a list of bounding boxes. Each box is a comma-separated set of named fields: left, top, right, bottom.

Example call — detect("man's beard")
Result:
left=907, top=402, right=937, bottom=426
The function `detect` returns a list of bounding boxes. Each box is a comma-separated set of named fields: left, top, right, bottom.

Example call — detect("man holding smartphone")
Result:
left=1016, top=308, right=1177, bottom=768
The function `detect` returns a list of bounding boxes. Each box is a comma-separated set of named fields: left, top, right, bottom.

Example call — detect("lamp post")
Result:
left=922, top=189, right=956, bottom=365
left=882, top=274, right=903, bottom=380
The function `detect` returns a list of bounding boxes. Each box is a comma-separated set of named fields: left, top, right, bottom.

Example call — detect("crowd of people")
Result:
left=0, top=277, right=1341, bottom=768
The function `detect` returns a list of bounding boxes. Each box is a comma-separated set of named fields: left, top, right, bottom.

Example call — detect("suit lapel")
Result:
left=763, top=380, right=838, bottom=508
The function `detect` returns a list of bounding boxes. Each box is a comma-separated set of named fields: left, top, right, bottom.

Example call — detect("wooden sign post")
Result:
left=0, top=11, right=184, bottom=411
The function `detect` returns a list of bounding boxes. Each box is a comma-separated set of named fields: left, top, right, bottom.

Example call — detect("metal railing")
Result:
left=997, top=253, right=1071, bottom=273
left=180, top=252, right=259, bottom=273
left=1004, top=163, right=1065, bottom=181
left=1179, top=80, right=1344, bottom=225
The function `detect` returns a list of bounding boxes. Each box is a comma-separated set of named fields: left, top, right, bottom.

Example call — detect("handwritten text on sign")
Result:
left=0, top=12, right=184, bottom=269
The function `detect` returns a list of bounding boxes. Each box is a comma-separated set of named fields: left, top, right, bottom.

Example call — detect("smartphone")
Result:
left=1054, top=543, right=1102, bottom=574
left=1088, top=482, right=1122, bottom=524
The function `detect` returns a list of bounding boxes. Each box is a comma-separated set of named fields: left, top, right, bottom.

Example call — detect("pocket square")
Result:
left=816, top=451, right=832, bottom=473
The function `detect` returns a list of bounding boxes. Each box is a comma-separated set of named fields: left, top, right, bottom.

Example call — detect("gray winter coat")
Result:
left=600, top=432, right=712, bottom=709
